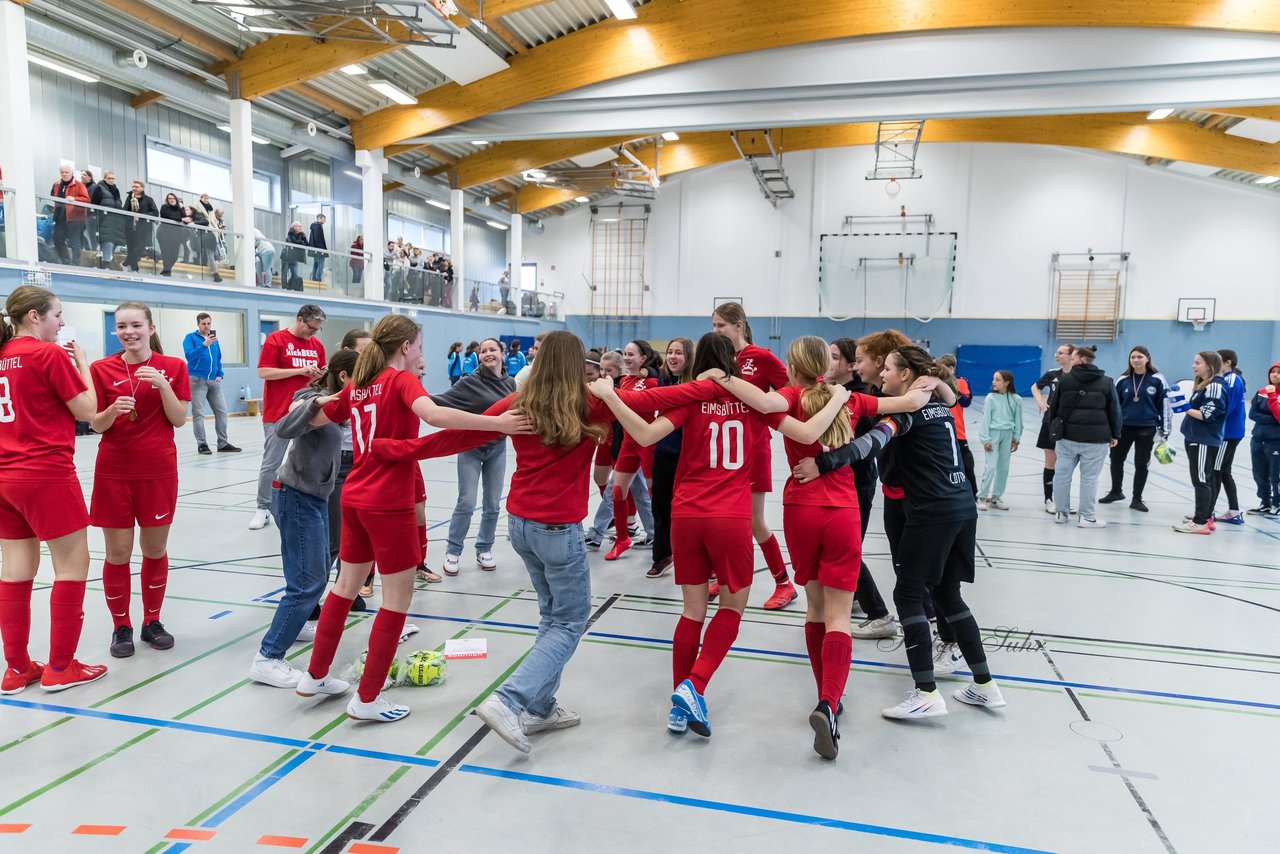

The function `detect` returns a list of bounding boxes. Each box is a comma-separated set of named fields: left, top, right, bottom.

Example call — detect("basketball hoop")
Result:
left=1191, top=319, right=1206, bottom=332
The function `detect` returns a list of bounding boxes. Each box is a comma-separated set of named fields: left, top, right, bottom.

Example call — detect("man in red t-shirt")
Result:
left=250, top=304, right=326, bottom=529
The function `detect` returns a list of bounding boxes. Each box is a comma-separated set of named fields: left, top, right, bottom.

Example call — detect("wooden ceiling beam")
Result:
left=483, top=0, right=556, bottom=17
left=97, top=0, right=238, bottom=63
left=224, top=21, right=407, bottom=101
left=452, top=0, right=528, bottom=54
left=1205, top=105, right=1280, bottom=123
left=454, top=136, right=633, bottom=188
left=130, top=91, right=167, bottom=110
left=353, top=0, right=1280, bottom=150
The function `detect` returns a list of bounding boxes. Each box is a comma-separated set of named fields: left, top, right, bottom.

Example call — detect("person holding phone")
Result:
left=183, top=313, right=239, bottom=455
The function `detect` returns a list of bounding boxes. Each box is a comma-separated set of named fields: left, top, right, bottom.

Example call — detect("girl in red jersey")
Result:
left=591, top=333, right=853, bottom=740
left=373, top=331, right=618, bottom=754
left=714, top=335, right=942, bottom=759
left=295, top=315, right=527, bottom=723
left=90, top=301, right=191, bottom=658
left=0, top=286, right=106, bottom=695
left=604, top=340, right=662, bottom=560
left=711, top=302, right=795, bottom=609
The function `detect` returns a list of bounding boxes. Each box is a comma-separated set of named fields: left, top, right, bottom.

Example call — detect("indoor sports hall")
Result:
left=1, top=3, right=1278, bottom=853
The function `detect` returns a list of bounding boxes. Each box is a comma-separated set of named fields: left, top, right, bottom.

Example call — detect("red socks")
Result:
left=0, top=579, right=34, bottom=673
left=819, top=631, right=852, bottom=709
left=358, top=608, right=407, bottom=703
left=672, top=616, right=701, bottom=688
left=760, top=535, right=788, bottom=584
left=140, top=555, right=168, bottom=624
left=612, top=485, right=630, bottom=543
left=625, top=494, right=636, bottom=518
left=417, top=524, right=428, bottom=567
left=307, top=591, right=355, bottom=678
left=689, top=609, right=742, bottom=694
left=804, top=621, right=825, bottom=692
left=49, top=580, right=87, bottom=671
left=101, top=561, right=132, bottom=629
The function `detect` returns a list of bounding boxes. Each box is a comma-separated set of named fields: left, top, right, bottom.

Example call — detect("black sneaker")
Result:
left=110, top=626, right=135, bottom=658
left=584, top=533, right=602, bottom=550
left=1130, top=498, right=1149, bottom=513
left=217, top=443, right=242, bottom=453
left=140, top=621, right=174, bottom=650
left=1098, top=491, right=1124, bottom=504
left=645, top=556, right=673, bottom=578
left=197, top=444, right=212, bottom=455
left=1247, top=505, right=1271, bottom=515
left=808, top=700, right=840, bottom=760
left=352, top=595, right=368, bottom=612
left=633, top=536, right=655, bottom=550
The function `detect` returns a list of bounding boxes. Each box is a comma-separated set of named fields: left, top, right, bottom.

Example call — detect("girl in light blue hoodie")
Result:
left=978, top=371, right=1023, bottom=510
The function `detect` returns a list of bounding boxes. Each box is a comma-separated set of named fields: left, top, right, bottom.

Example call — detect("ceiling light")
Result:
left=661, top=132, right=679, bottom=141
left=1146, top=109, right=1173, bottom=120
left=523, top=170, right=547, bottom=181
left=602, top=0, right=637, bottom=20
left=471, top=140, right=489, bottom=146
left=340, top=64, right=367, bottom=76
left=1225, top=118, right=1280, bottom=145
left=574, top=196, right=590, bottom=203
left=27, top=54, right=98, bottom=83
left=216, top=124, right=271, bottom=145
left=486, top=221, right=509, bottom=230
left=426, top=199, right=451, bottom=210
left=1256, top=175, right=1280, bottom=185
left=342, top=169, right=361, bottom=179
left=600, top=217, right=620, bottom=222
left=368, top=80, right=417, bottom=106
left=221, top=0, right=271, bottom=16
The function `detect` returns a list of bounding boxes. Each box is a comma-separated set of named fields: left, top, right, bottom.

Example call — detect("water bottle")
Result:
left=239, top=385, right=251, bottom=401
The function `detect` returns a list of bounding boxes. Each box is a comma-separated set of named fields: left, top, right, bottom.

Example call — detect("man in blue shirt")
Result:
left=184, top=312, right=240, bottom=455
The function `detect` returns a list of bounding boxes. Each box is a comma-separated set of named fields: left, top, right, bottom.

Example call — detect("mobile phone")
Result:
left=208, top=329, right=217, bottom=338
left=57, top=326, right=77, bottom=346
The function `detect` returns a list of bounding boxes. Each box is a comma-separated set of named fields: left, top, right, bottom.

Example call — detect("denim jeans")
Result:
left=446, top=441, right=506, bottom=556
left=257, top=422, right=289, bottom=509
left=1053, top=439, right=1110, bottom=519
left=496, top=515, right=591, bottom=718
left=99, top=240, right=116, bottom=268
left=256, top=248, right=276, bottom=286
left=586, top=471, right=653, bottom=540
left=260, top=486, right=330, bottom=658
left=311, top=255, right=326, bottom=281
left=189, top=377, right=229, bottom=447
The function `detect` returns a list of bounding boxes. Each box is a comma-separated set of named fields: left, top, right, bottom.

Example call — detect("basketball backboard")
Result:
left=1176, top=298, right=1215, bottom=332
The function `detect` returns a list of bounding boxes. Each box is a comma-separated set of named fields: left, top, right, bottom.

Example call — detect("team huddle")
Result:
left=0, top=288, right=1005, bottom=761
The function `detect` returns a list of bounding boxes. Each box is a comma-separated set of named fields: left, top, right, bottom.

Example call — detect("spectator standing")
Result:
left=1174, top=352, right=1227, bottom=534
left=157, top=194, right=185, bottom=276
left=50, top=164, right=91, bottom=266
left=349, top=235, right=364, bottom=285
left=505, top=339, right=527, bottom=376
left=977, top=370, right=1023, bottom=510
left=1099, top=346, right=1169, bottom=513
left=253, top=228, right=276, bottom=287
left=183, top=313, right=240, bottom=455
left=498, top=268, right=512, bottom=311
left=183, top=206, right=222, bottom=283
left=447, top=342, right=465, bottom=386
left=92, top=172, right=125, bottom=270
left=192, top=194, right=216, bottom=265
left=1048, top=345, right=1121, bottom=528
left=463, top=341, right=479, bottom=375
left=80, top=169, right=98, bottom=249
left=250, top=305, right=327, bottom=530
left=282, top=222, right=309, bottom=290
left=123, top=180, right=158, bottom=272
left=1248, top=361, right=1280, bottom=516
left=309, top=214, right=328, bottom=282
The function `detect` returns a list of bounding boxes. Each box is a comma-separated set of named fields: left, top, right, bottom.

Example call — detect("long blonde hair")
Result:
left=787, top=335, right=851, bottom=447
left=353, top=314, right=419, bottom=388
left=516, top=331, right=608, bottom=447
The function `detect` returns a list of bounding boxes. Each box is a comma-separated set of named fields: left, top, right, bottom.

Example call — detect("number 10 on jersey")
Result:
left=709, top=420, right=744, bottom=470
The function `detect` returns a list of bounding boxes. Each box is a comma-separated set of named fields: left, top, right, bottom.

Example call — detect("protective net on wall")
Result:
left=818, top=231, right=957, bottom=321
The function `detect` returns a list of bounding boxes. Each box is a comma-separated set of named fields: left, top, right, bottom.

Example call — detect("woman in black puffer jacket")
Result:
left=1046, top=345, right=1121, bottom=526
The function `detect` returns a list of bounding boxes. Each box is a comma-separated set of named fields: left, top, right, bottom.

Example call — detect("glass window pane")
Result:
left=146, top=148, right=186, bottom=189
left=253, top=176, right=270, bottom=209
left=189, top=159, right=232, bottom=201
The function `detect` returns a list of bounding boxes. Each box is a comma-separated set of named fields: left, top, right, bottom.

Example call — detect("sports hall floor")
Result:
left=0, top=400, right=1275, bottom=854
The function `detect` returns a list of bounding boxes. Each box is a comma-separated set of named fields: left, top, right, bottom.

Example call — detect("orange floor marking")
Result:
left=0, top=825, right=31, bottom=834
left=72, top=825, right=127, bottom=835
left=165, top=828, right=217, bottom=841
left=348, top=843, right=399, bottom=854
left=258, top=835, right=308, bottom=848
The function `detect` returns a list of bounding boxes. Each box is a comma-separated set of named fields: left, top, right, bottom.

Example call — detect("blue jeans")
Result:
left=496, top=515, right=591, bottom=717
left=311, top=254, right=326, bottom=281
left=261, top=486, right=330, bottom=659
left=446, top=441, right=506, bottom=556
left=1053, top=439, right=1110, bottom=520
left=587, top=471, right=653, bottom=540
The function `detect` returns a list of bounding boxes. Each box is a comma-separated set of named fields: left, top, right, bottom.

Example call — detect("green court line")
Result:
left=1076, top=691, right=1280, bottom=719
left=0, top=729, right=159, bottom=818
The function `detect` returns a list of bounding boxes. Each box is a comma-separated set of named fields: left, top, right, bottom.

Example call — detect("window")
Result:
left=253, top=174, right=280, bottom=212
left=146, top=147, right=186, bottom=189
left=145, top=139, right=281, bottom=214
left=189, top=158, right=232, bottom=200
left=388, top=213, right=447, bottom=254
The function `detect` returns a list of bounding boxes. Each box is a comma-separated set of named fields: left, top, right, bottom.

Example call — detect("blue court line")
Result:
left=0, top=695, right=1048, bottom=853
left=208, top=610, right=232, bottom=620
left=252, top=586, right=287, bottom=602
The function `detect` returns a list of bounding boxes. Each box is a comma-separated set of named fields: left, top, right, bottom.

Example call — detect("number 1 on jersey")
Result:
left=709, top=420, right=744, bottom=470
left=942, top=420, right=960, bottom=466
left=350, top=403, right=378, bottom=454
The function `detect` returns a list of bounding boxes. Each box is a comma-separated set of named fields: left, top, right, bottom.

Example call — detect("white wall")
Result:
left=524, top=143, right=1280, bottom=322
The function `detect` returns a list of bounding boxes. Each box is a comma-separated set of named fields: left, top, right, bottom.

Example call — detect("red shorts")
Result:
left=340, top=504, right=421, bottom=573
left=593, top=440, right=612, bottom=467
left=783, top=505, right=861, bottom=591
left=614, top=437, right=653, bottom=478
left=671, top=516, right=754, bottom=593
left=749, top=441, right=773, bottom=493
left=0, top=479, right=89, bottom=541
left=90, top=476, right=178, bottom=529
left=413, top=468, right=426, bottom=505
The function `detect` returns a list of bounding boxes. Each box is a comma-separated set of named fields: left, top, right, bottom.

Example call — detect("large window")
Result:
left=146, top=140, right=281, bottom=213
left=388, top=214, right=448, bottom=255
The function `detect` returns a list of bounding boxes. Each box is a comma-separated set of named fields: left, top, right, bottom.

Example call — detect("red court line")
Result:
left=73, top=825, right=126, bottom=835
left=349, top=844, right=399, bottom=854
left=258, top=835, right=308, bottom=848
left=0, top=824, right=31, bottom=833
left=166, top=828, right=217, bottom=841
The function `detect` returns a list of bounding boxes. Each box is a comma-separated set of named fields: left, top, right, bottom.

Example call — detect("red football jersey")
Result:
left=91, top=353, right=190, bottom=480
left=0, top=337, right=86, bottom=481
left=766, top=384, right=878, bottom=506
left=324, top=367, right=428, bottom=509
left=617, top=374, right=659, bottom=420
left=259, top=330, right=326, bottom=423
left=736, top=344, right=789, bottom=393
left=664, top=387, right=756, bottom=519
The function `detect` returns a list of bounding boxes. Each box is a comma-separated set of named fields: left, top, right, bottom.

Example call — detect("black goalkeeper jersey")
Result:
left=888, top=401, right=978, bottom=523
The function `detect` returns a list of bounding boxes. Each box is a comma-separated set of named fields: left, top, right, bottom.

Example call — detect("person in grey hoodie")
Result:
left=436, top=337, right=516, bottom=576
left=248, top=350, right=359, bottom=689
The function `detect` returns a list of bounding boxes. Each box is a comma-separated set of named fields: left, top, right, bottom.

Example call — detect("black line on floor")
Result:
left=176, top=478, right=260, bottom=499
left=319, top=820, right=374, bottom=853
left=1048, top=647, right=1280, bottom=677
left=586, top=592, right=622, bottom=629
left=368, top=725, right=491, bottom=842
left=975, top=541, right=994, bottom=569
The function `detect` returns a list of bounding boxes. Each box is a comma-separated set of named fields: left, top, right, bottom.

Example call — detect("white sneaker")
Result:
left=296, top=672, right=350, bottom=697
left=521, top=704, right=581, bottom=734
left=851, top=615, right=899, bottom=639
left=477, top=552, right=497, bottom=571
left=988, top=497, right=1009, bottom=511
left=476, top=696, right=532, bottom=753
left=933, top=641, right=966, bottom=675
left=1044, top=499, right=1056, bottom=514
left=1172, top=520, right=1211, bottom=535
left=976, top=498, right=990, bottom=511
left=347, top=693, right=410, bottom=722
left=1077, top=517, right=1107, bottom=528
left=248, top=655, right=301, bottom=688
left=953, top=681, right=1007, bottom=708
left=293, top=621, right=317, bottom=644
left=1054, top=511, right=1069, bottom=524
left=442, top=554, right=460, bottom=576
left=249, top=509, right=271, bottom=530
left=882, top=688, right=948, bottom=720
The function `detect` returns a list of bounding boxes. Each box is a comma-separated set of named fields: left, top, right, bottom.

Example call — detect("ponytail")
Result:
left=312, top=349, right=359, bottom=394
left=353, top=314, right=419, bottom=388
left=787, top=335, right=851, bottom=447
left=890, top=345, right=957, bottom=394
left=3, top=286, right=58, bottom=350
